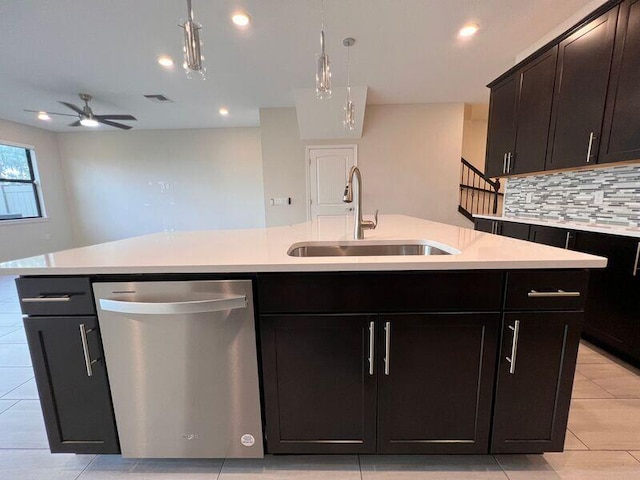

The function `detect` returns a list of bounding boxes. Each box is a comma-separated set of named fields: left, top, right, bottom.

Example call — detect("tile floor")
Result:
left=1, top=275, right=640, bottom=479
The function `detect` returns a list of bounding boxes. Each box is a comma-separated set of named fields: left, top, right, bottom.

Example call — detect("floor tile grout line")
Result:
left=357, top=454, right=363, bottom=480
left=217, top=456, right=227, bottom=480
left=73, top=453, right=99, bottom=480
left=567, top=427, right=590, bottom=451
left=492, top=455, right=513, bottom=480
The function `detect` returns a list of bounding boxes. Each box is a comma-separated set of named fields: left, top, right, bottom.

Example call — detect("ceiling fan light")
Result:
left=80, top=117, right=99, bottom=127
left=37, top=111, right=50, bottom=121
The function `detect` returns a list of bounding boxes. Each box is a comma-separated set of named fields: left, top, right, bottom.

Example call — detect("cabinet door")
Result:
left=500, top=222, right=530, bottom=240
left=511, top=47, right=558, bottom=175
left=475, top=218, right=495, bottom=233
left=260, top=314, right=377, bottom=454
left=546, top=7, right=618, bottom=170
left=485, top=75, right=517, bottom=178
left=377, top=313, right=499, bottom=454
left=600, top=0, right=640, bottom=164
left=23, top=316, right=119, bottom=454
left=491, top=312, right=582, bottom=453
left=530, top=225, right=575, bottom=249
left=574, top=231, right=639, bottom=353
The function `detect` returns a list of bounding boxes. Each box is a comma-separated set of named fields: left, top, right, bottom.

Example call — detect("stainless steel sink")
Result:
left=287, top=240, right=459, bottom=257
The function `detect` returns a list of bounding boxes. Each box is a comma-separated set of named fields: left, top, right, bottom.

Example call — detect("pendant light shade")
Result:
left=315, top=1, right=331, bottom=99
left=180, top=0, right=206, bottom=80
left=343, top=37, right=356, bottom=131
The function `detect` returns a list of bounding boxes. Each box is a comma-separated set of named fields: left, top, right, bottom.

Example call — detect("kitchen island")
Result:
left=0, top=215, right=607, bottom=457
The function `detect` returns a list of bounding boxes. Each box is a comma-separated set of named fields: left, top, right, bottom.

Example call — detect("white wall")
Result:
left=462, top=104, right=489, bottom=172
left=57, top=128, right=265, bottom=246
left=0, top=119, right=74, bottom=262
left=260, top=103, right=470, bottom=228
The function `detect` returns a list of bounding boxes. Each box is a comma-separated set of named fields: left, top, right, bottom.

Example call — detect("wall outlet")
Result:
left=525, top=192, right=534, bottom=204
left=594, top=190, right=604, bottom=206
left=270, top=197, right=291, bottom=206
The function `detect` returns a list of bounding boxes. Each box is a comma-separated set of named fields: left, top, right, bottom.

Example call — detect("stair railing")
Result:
left=458, top=158, right=502, bottom=221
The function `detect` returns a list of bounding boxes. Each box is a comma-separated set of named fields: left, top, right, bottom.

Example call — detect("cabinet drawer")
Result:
left=257, top=271, right=504, bottom=314
left=505, top=270, right=588, bottom=311
left=17, top=277, right=95, bottom=316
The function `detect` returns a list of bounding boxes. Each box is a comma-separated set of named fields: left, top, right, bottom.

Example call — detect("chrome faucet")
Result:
left=343, top=166, right=378, bottom=239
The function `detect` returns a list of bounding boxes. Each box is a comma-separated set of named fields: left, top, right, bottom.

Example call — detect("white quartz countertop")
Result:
left=474, top=214, right=640, bottom=239
left=0, top=215, right=607, bottom=275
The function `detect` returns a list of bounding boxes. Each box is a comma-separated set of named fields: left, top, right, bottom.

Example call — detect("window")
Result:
left=0, top=144, right=42, bottom=221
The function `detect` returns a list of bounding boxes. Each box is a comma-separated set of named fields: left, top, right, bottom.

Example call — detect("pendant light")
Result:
left=343, top=37, right=356, bottom=131
left=180, top=0, right=206, bottom=80
left=315, top=0, right=331, bottom=99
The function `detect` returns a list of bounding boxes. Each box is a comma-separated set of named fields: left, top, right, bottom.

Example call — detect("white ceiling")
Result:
left=0, top=0, right=595, bottom=132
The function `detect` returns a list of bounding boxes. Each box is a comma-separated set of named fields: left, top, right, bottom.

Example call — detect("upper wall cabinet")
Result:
left=485, top=76, right=517, bottom=178
left=545, top=7, right=618, bottom=171
left=485, top=48, right=558, bottom=178
left=600, top=0, right=640, bottom=164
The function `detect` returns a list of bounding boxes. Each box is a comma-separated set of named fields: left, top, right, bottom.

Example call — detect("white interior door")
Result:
left=308, top=146, right=357, bottom=220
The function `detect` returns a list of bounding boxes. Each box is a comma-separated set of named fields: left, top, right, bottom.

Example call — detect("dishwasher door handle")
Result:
left=99, top=295, right=247, bottom=315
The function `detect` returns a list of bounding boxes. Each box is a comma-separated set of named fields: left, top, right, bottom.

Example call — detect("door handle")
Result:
left=564, top=232, right=572, bottom=249
left=586, top=132, right=596, bottom=163
left=22, top=295, right=71, bottom=303
left=506, top=320, right=520, bottom=375
left=79, top=323, right=97, bottom=377
left=502, top=153, right=507, bottom=174
left=507, top=152, right=513, bottom=173
left=527, top=289, right=580, bottom=298
left=633, top=242, right=640, bottom=277
left=99, top=295, right=247, bottom=315
left=368, top=321, right=375, bottom=376
left=384, top=321, right=391, bottom=375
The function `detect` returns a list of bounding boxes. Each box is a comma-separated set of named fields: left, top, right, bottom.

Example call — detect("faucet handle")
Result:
left=362, top=210, right=379, bottom=231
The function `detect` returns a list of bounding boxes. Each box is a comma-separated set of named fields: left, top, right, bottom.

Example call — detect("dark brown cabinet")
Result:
left=485, top=48, right=557, bottom=178
left=17, top=276, right=119, bottom=454
left=500, top=222, right=531, bottom=240
left=530, top=224, right=576, bottom=249
left=600, top=0, right=640, bottom=164
left=377, top=313, right=499, bottom=454
left=574, top=231, right=640, bottom=355
left=511, top=47, right=558, bottom=175
left=545, top=7, right=618, bottom=170
left=23, top=315, right=119, bottom=454
left=485, top=76, right=517, bottom=178
left=475, top=218, right=498, bottom=234
left=259, top=314, right=377, bottom=454
left=491, top=311, right=582, bottom=453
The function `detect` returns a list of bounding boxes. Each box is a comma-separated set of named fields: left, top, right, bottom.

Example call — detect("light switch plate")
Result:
left=594, top=191, right=604, bottom=206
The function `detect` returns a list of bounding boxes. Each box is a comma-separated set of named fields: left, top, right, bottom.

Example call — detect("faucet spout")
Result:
left=343, top=166, right=377, bottom=239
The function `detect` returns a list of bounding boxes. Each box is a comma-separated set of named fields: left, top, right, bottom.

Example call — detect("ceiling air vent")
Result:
left=143, top=94, right=173, bottom=103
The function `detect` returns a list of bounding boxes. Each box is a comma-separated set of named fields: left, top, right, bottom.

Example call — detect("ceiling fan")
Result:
left=25, top=93, right=137, bottom=130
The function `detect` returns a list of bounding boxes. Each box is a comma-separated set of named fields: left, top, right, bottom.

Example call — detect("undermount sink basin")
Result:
left=287, top=240, right=460, bottom=257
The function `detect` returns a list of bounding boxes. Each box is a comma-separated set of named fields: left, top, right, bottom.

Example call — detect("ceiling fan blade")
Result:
left=68, top=120, right=82, bottom=127
left=24, top=109, right=77, bottom=117
left=98, top=118, right=133, bottom=130
left=95, top=114, right=137, bottom=121
left=59, top=101, right=84, bottom=115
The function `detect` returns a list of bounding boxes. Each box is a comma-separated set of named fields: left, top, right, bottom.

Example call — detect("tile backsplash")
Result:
left=504, top=164, right=640, bottom=227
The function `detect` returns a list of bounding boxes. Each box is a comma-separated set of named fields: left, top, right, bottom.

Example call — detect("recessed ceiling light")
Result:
left=219, top=107, right=229, bottom=116
left=459, top=23, right=479, bottom=38
left=80, top=118, right=99, bottom=127
left=157, top=55, right=175, bottom=68
left=37, top=111, right=50, bottom=121
left=232, top=12, right=250, bottom=27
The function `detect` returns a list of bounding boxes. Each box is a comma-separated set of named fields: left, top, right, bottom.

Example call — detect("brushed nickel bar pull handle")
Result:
left=633, top=242, right=640, bottom=277
left=503, top=153, right=507, bottom=174
left=22, top=295, right=71, bottom=303
left=99, top=295, right=247, bottom=315
left=384, top=321, right=391, bottom=376
left=586, top=132, right=595, bottom=163
left=79, top=323, right=94, bottom=377
left=564, top=232, right=572, bottom=249
left=368, top=321, right=375, bottom=376
left=528, top=289, right=581, bottom=298
left=507, top=152, right=512, bottom=173
left=506, top=320, right=520, bottom=375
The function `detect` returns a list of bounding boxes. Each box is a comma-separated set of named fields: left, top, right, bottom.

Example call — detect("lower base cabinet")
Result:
left=260, top=313, right=500, bottom=454
left=491, top=312, right=582, bottom=453
left=24, top=316, right=119, bottom=454
left=377, top=313, right=499, bottom=454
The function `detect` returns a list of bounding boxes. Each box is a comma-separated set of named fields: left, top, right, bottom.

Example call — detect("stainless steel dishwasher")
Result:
left=93, top=280, right=263, bottom=458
